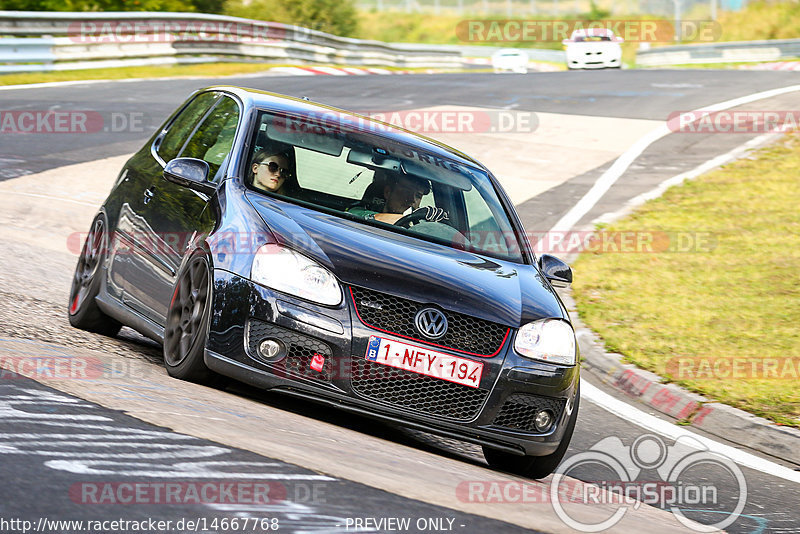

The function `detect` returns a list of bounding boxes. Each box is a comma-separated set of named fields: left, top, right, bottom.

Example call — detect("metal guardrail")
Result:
left=7, top=11, right=794, bottom=72
left=0, top=11, right=463, bottom=73
left=428, top=43, right=565, bottom=63
left=637, top=38, right=800, bottom=66
left=0, top=37, right=56, bottom=62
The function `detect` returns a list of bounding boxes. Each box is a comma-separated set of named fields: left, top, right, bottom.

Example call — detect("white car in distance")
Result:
left=563, top=28, right=623, bottom=69
left=491, top=49, right=529, bottom=73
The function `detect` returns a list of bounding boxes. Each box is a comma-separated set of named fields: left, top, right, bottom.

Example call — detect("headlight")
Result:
left=251, top=244, right=342, bottom=306
left=514, top=319, right=576, bottom=365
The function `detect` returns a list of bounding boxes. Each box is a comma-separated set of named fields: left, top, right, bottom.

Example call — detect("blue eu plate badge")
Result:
left=366, top=336, right=381, bottom=361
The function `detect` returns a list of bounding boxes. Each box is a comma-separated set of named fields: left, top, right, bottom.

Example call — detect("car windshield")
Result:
left=575, top=35, right=613, bottom=42
left=246, top=110, right=525, bottom=263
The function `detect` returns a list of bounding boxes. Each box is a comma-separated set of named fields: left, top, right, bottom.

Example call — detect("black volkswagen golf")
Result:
left=69, top=86, right=580, bottom=479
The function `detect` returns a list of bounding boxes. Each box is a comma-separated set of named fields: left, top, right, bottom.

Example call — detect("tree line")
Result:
left=2, top=0, right=358, bottom=37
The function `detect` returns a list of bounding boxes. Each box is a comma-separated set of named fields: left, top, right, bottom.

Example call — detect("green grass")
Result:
left=356, top=1, right=800, bottom=46
left=355, top=3, right=800, bottom=70
left=0, top=61, right=447, bottom=87
left=572, top=132, right=800, bottom=427
left=716, top=1, right=800, bottom=42
left=356, top=11, right=469, bottom=46
left=355, top=11, right=652, bottom=51
left=0, top=62, right=282, bottom=86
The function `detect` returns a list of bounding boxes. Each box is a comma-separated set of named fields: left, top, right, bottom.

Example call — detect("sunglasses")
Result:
left=257, top=161, right=293, bottom=178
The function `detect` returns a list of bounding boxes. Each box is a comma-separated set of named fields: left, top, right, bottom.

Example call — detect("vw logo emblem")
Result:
left=415, top=308, right=448, bottom=340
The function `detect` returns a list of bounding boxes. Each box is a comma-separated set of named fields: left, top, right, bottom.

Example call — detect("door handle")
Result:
left=143, top=187, right=156, bottom=205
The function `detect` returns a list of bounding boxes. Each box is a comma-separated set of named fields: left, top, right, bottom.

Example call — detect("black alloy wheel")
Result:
left=163, top=250, right=217, bottom=383
left=68, top=215, right=122, bottom=336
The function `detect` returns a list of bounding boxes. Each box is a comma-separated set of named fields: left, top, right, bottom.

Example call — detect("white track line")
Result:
left=582, top=380, right=800, bottom=484
left=1, top=190, right=98, bottom=207
left=0, top=78, right=188, bottom=91
left=548, top=84, right=800, bottom=239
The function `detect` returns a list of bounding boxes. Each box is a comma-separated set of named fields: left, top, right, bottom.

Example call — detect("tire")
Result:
left=483, top=389, right=580, bottom=479
left=68, top=215, right=122, bottom=336
left=163, top=250, right=218, bottom=384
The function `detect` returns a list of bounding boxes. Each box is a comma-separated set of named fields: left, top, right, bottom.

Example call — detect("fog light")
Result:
left=534, top=410, right=554, bottom=432
left=258, top=339, right=285, bottom=361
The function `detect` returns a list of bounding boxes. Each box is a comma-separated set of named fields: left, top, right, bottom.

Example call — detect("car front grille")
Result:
left=351, top=358, right=489, bottom=421
left=247, top=319, right=333, bottom=382
left=350, top=286, right=509, bottom=356
left=492, top=393, right=566, bottom=433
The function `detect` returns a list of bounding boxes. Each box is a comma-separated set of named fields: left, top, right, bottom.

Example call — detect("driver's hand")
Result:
left=413, top=206, right=449, bottom=223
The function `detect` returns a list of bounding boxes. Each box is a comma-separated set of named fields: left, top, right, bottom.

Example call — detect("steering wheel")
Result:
left=394, top=212, right=421, bottom=228
left=394, top=207, right=451, bottom=229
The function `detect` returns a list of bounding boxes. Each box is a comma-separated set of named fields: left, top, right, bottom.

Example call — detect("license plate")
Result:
left=365, top=336, right=483, bottom=388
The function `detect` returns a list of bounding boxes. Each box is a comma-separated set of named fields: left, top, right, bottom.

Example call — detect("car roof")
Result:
left=200, top=85, right=488, bottom=173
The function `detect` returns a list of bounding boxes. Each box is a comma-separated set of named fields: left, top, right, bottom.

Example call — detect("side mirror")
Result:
left=538, top=254, right=573, bottom=288
left=163, top=158, right=215, bottom=195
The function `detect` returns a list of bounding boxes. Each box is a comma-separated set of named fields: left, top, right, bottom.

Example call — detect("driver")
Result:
left=348, top=172, right=448, bottom=225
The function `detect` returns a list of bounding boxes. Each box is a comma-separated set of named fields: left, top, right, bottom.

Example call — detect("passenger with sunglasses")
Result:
left=251, top=148, right=298, bottom=196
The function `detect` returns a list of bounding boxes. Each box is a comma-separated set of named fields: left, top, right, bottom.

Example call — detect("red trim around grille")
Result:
left=349, top=286, right=510, bottom=358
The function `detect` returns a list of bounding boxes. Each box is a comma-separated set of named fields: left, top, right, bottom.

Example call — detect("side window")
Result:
left=463, top=185, right=511, bottom=256
left=179, top=96, right=240, bottom=178
left=157, top=92, right=220, bottom=162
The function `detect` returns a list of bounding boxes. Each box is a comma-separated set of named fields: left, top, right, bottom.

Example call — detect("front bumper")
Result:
left=206, top=270, right=580, bottom=456
left=567, top=55, right=621, bottom=69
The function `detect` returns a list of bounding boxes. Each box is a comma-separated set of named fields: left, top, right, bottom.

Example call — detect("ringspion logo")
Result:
left=550, top=434, right=747, bottom=532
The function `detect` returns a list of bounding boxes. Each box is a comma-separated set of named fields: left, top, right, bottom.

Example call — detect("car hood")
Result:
left=246, top=193, right=565, bottom=327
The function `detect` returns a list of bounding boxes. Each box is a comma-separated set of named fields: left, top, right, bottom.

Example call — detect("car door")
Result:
left=134, top=93, right=242, bottom=325
left=111, top=91, right=221, bottom=322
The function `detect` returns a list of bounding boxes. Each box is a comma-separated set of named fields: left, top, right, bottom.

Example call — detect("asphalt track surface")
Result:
left=1, top=70, right=800, bottom=533
left=0, top=375, right=533, bottom=533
